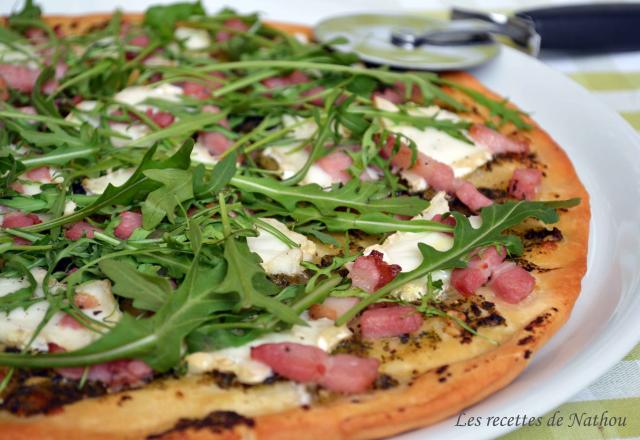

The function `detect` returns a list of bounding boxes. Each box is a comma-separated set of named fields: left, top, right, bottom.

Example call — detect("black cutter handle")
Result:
left=516, top=3, right=640, bottom=52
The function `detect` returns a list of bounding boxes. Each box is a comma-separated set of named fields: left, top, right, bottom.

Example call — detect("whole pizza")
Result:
left=0, top=2, right=589, bottom=439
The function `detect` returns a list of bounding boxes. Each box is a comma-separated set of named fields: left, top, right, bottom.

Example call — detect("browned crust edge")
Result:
left=0, top=16, right=590, bottom=440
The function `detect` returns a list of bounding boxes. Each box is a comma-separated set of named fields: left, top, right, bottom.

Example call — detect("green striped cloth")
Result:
left=500, top=51, right=640, bottom=439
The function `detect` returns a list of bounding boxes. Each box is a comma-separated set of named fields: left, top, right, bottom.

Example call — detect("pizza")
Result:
left=0, top=2, right=589, bottom=439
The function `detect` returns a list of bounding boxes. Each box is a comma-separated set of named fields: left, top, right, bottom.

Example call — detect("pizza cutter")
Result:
left=314, top=3, right=640, bottom=71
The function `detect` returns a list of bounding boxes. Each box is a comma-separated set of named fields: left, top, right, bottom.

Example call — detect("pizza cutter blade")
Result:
left=314, top=11, right=536, bottom=71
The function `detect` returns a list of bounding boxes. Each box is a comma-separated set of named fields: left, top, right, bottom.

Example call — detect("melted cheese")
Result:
left=374, top=97, right=492, bottom=190
left=0, top=42, right=37, bottom=66
left=246, top=218, right=316, bottom=276
left=364, top=192, right=453, bottom=301
left=262, top=143, right=334, bottom=187
left=175, top=27, right=212, bottom=50
left=0, top=269, right=121, bottom=352
left=65, top=100, right=100, bottom=127
left=186, top=316, right=352, bottom=383
left=113, top=83, right=183, bottom=109
left=82, top=168, right=135, bottom=195
left=263, top=116, right=349, bottom=188
left=190, top=141, right=218, bottom=166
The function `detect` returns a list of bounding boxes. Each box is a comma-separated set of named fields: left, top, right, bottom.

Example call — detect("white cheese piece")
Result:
left=469, top=215, right=483, bottom=229
left=109, top=84, right=183, bottom=146
left=262, top=116, right=353, bottom=188
left=110, top=123, right=151, bottom=147
left=246, top=218, right=316, bottom=276
left=65, top=100, right=100, bottom=127
left=175, top=27, right=212, bottom=50
left=0, top=42, right=37, bottom=66
left=142, top=55, right=176, bottom=67
left=190, top=141, right=219, bottom=166
left=14, top=182, right=42, bottom=196
left=186, top=316, right=352, bottom=383
left=364, top=192, right=453, bottom=301
left=0, top=269, right=121, bottom=352
left=374, top=97, right=492, bottom=188
left=261, top=142, right=333, bottom=186
left=82, top=168, right=135, bottom=196
left=113, top=83, right=183, bottom=109
left=63, top=200, right=77, bottom=216
left=281, top=115, right=318, bottom=141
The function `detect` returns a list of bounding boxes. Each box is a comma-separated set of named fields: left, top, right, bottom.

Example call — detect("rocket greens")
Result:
left=0, top=1, right=575, bottom=374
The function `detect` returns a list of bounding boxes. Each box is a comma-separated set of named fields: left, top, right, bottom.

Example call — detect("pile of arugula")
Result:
left=0, top=0, right=577, bottom=377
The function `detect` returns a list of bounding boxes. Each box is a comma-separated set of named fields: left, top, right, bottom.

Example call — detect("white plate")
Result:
left=397, top=46, right=640, bottom=439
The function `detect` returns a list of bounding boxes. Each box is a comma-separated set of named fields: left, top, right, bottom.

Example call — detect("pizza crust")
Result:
left=0, top=17, right=590, bottom=440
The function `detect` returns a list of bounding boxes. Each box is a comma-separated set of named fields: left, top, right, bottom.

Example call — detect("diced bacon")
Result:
left=262, top=71, right=310, bottom=90
left=19, top=106, right=37, bottom=115
left=202, top=105, right=230, bottom=129
left=2, top=212, right=41, bottom=229
left=0, top=64, right=40, bottom=93
left=508, top=168, right=543, bottom=200
left=129, top=34, right=150, bottom=48
left=59, top=313, right=84, bottom=330
left=64, top=221, right=99, bottom=240
left=469, top=124, right=528, bottom=154
left=451, top=246, right=508, bottom=297
left=0, top=63, right=66, bottom=95
left=262, top=76, right=289, bottom=89
left=393, top=81, right=423, bottom=103
left=198, top=131, right=232, bottom=156
left=432, top=214, right=456, bottom=228
left=450, top=268, right=488, bottom=297
left=372, top=88, right=403, bottom=105
left=302, top=85, right=325, bottom=106
left=57, top=360, right=153, bottom=391
left=380, top=135, right=456, bottom=192
left=359, top=305, right=424, bottom=340
left=288, top=70, right=310, bottom=85
left=182, top=81, right=210, bottom=99
left=145, top=109, right=174, bottom=128
left=318, top=354, right=379, bottom=393
left=454, top=181, right=493, bottom=212
left=250, top=342, right=327, bottom=382
left=309, top=297, right=359, bottom=321
left=216, top=18, right=250, bottom=42
left=316, top=151, right=353, bottom=184
left=348, top=250, right=401, bottom=293
left=74, top=292, right=100, bottom=309
left=26, top=28, right=48, bottom=45
left=114, top=211, right=143, bottom=240
left=250, top=342, right=378, bottom=393
left=488, top=262, right=535, bottom=304
left=25, top=166, right=52, bottom=183
left=413, top=158, right=457, bottom=192
left=202, top=104, right=220, bottom=113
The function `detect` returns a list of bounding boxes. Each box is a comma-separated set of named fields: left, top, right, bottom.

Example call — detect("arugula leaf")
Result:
left=336, top=198, right=580, bottom=324
left=232, top=176, right=428, bottom=216
left=99, top=260, right=171, bottom=311
left=193, top=151, right=237, bottom=196
left=8, top=0, right=42, bottom=32
left=437, top=79, right=532, bottom=130
left=289, top=208, right=451, bottom=235
left=0, top=153, right=25, bottom=197
left=142, top=168, right=194, bottom=229
left=144, top=1, right=206, bottom=41
left=216, top=195, right=303, bottom=325
left=21, top=146, right=101, bottom=167
left=16, top=140, right=194, bottom=234
left=0, top=239, right=227, bottom=371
